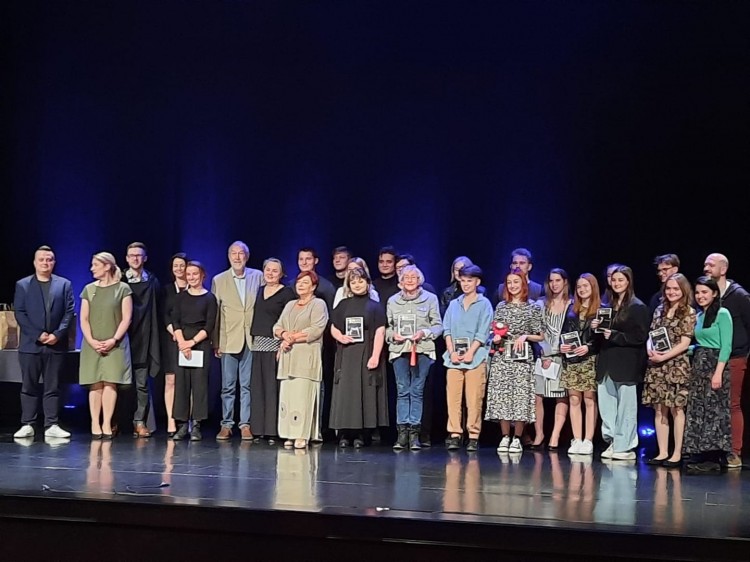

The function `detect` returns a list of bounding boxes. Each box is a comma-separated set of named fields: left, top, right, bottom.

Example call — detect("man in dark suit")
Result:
left=13, top=246, right=75, bottom=439
left=495, top=248, right=544, bottom=304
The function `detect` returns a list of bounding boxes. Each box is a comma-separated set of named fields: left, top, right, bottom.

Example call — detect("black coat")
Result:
left=560, top=307, right=599, bottom=365
left=595, top=297, right=650, bottom=383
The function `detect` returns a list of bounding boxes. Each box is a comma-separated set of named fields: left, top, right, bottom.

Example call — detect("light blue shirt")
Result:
left=442, top=293, right=493, bottom=369
left=233, top=272, right=247, bottom=307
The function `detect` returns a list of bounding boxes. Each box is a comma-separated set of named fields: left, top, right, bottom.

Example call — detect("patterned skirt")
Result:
left=683, top=347, right=731, bottom=455
left=642, top=355, right=690, bottom=408
left=561, top=356, right=597, bottom=392
left=484, top=356, right=535, bottom=423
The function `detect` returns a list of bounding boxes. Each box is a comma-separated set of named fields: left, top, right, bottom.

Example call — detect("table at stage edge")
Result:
left=0, top=350, right=80, bottom=384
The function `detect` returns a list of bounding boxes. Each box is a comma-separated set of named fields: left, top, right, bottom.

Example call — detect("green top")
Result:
left=78, top=281, right=134, bottom=385
left=695, top=307, right=733, bottom=363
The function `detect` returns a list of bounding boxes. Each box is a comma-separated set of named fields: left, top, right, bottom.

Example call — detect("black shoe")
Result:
left=466, top=439, right=479, bottom=452
left=409, top=425, right=422, bottom=451
left=662, top=459, right=682, bottom=468
left=393, top=425, right=409, bottom=450
left=173, top=424, right=189, bottom=441
left=528, top=442, right=544, bottom=451
left=353, top=438, right=364, bottom=449
left=547, top=444, right=559, bottom=452
left=190, top=422, right=202, bottom=441
left=339, top=438, right=350, bottom=448
left=646, top=457, right=667, bottom=466
left=447, top=436, right=462, bottom=450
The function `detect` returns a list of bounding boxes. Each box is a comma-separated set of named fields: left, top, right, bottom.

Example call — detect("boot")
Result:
left=393, top=424, right=409, bottom=450
left=173, top=423, right=189, bottom=441
left=190, top=421, right=202, bottom=441
left=409, top=424, right=422, bottom=450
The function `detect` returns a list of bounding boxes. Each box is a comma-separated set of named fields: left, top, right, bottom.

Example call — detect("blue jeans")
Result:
left=220, top=345, right=253, bottom=428
left=597, top=375, right=638, bottom=453
left=392, top=354, right=433, bottom=426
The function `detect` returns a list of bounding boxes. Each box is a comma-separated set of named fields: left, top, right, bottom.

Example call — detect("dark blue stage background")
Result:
left=2, top=1, right=749, bottom=305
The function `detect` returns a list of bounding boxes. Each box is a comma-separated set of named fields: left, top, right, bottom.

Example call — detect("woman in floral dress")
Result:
left=485, top=269, right=544, bottom=454
left=642, top=273, right=696, bottom=467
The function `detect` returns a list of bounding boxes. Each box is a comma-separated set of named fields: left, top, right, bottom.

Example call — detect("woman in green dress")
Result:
left=79, top=252, right=133, bottom=439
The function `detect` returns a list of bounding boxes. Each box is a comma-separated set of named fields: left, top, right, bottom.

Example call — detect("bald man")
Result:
left=704, top=253, right=750, bottom=468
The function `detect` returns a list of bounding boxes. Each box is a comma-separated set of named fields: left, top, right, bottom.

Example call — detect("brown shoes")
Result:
left=216, top=426, right=232, bottom=440
left=240, top=426, right=254, bottom=441
left=132, top=422, right=152, bottom=438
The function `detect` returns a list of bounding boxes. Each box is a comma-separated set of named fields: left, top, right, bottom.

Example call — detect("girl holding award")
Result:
left=484, top=269, right=544, bottom=454
left=560, top=273, right=601, bottom=456
left=532, top=268, right=572, bottom=451
left=329, top=267, right=389, bottom=448
left=592, top=265, right=650, bottom=461
left=642, top=273, right=696, bottom=467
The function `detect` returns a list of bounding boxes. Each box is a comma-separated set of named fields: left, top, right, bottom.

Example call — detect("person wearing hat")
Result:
left=442, top=265, right=493, bottom=452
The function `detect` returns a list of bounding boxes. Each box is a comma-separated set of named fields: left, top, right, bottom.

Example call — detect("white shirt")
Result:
left=233, top=272, right=247, bottom=307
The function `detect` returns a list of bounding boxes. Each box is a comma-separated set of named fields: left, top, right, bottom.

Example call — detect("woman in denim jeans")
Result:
left=386, top=265, right=443, bottom=450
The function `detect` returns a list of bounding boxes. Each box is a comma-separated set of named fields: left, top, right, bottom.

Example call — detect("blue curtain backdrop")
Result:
left=2, top=1, right=749, bottom=315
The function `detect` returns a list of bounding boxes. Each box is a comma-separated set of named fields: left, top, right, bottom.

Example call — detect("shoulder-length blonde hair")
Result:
left=93, top=252, right=122, bottom=280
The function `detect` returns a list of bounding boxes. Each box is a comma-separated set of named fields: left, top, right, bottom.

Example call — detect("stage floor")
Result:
left=0, top=430, right=748, bottom=560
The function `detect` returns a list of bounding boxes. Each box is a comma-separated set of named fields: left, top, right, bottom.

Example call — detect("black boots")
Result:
left=409, top=424, right=422, bottom=450
left=393, top=424, right=409, bottom=450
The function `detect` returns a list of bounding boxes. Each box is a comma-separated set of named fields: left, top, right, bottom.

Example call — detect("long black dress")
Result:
left=329, top=295, right=389, bottom=432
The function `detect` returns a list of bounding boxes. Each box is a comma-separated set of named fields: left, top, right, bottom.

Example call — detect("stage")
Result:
left=0, top=431, right=747, bottom=561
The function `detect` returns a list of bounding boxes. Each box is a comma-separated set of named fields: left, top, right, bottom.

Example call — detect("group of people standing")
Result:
left=10, top=244, right=749, bottom=471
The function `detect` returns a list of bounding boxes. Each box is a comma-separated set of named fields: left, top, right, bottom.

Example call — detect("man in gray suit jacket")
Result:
left=211, top=241, right=263, bottom=440
left=13, top=246, right=75, bottom=440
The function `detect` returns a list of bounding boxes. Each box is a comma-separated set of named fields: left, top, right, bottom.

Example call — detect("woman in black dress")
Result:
left=329, top=267, right=389, bottom=447
left=172, top=261, right=217, bottom=441
left=162, top=253, right=188, bottom=436
left=249, top=258, right=295, bottom=444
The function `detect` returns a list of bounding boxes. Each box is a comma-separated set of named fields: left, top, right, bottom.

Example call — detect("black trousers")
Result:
left=132, top=364, right=150, bottom=423
left=174, top=362, right=209, bottom=422
left=249, top=351, right=280, bottom=436
left=18, top=351, right=64, bottom=427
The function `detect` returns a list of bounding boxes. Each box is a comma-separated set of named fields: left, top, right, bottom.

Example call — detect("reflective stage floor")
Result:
left=0, top=430, right=748, bottom=561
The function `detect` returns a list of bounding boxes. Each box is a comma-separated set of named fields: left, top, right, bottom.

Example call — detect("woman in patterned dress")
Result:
left=643, top=273, right=696, bottom=467
left=484, top=269, right=544, bottom=454
left=684, top=276, right=733, bottom=472
left=532, top=268, right=571, bottom=450
left=560, top=273, right=601, bottom=456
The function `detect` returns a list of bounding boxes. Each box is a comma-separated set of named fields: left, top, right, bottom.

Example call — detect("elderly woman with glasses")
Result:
left=386, top=265, right=442, bottom=451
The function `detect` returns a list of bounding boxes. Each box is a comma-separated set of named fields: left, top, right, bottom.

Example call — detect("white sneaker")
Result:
left=509, top=437, right=523, bottom=453
left=601, top=443, right=614, bottom=459
left=497, top=436, right=510, bottom=453
left=44, top=425, right=71, bottom=439
left=14, top=425, right=35, bottom=439
left=568, top=439, right=581, bottom=455
left=611, top=451, right=636, bottom=461
left=578, top=439, right=594, bottom=455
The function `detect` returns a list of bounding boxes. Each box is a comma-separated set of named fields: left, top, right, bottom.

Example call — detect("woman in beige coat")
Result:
left=273, top=271, right=329, bottom=449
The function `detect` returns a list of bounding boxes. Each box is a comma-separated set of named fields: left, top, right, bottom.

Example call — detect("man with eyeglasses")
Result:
left=649, top=254, right=680, bottom=315
left=495, top=248, right=543, bottom=305
left=122, top=242, right=161, bottom=438
left=212, top=241, right=263, bottom=440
